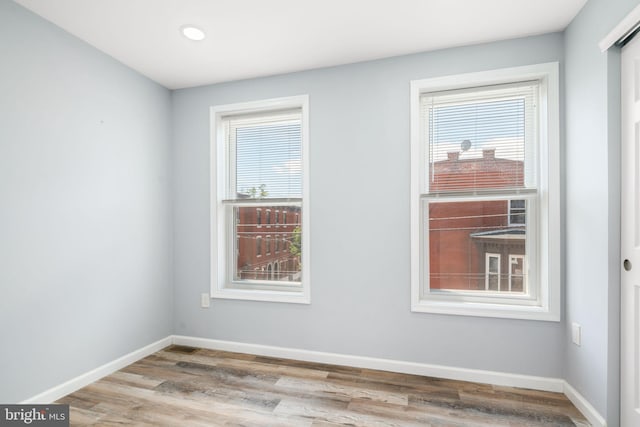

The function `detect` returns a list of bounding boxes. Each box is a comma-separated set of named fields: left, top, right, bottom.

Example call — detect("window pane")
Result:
left=488, top=256, right=499, bottom=273
left=509, top=255, right=525, bottom=292
left=234, top=205, right=302, bottom=282
left=511, top=199, right=525, bottom=209
left=428, top=199, right=527, bottom=293
left=425, top=84, right=536, bottom=192
left=234, top=118, right=302, bottom=199
left=509, top=199, right=526, bottom=225
left=487, top=273, right=500, bottom=291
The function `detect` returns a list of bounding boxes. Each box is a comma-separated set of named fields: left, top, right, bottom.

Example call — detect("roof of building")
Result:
left=470, top=228, right=525, bottom=240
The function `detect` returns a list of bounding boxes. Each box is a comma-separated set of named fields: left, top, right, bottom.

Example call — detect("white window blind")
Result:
left=421, top=82, right=538, bottom=193
left=227, top=110, right=302, bottom=200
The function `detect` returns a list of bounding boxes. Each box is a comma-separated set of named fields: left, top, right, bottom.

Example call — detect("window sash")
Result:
left=225, top=200, right=302, bottom=290
left=222, top=198, right=302, bottom=205
left=420, top=82, right=539, bottom=195
left=420, top=187, right=537, bottom=200
left=420, top=190, right=538, bottom=306
left=225, top=110, right=302, bottom=202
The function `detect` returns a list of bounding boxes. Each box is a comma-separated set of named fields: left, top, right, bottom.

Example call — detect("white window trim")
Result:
left=410, top=63, right=560, bottom=321
left=210, top=95, right=311, bottom=304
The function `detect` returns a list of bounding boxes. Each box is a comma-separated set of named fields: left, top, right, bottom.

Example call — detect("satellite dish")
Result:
left=461, top=139, right=472, bottom=152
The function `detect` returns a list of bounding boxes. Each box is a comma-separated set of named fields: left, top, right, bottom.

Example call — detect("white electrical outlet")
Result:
left=201, top=293, right=210, bottom=308
left=571, top=322, right=581, bottom=346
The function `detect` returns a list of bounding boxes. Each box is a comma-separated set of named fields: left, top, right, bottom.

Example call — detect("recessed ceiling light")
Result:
left=181, top=25, right=205, bottom=41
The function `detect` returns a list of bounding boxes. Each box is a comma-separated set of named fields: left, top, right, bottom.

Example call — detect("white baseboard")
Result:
left=21, top=336, right=172, bottom=404
left=563, top=381, right=607, bottom=427
left=172, top=335, right=564, bottom=393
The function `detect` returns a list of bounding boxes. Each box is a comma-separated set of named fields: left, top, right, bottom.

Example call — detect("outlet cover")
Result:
left=201, top=293, right=210, bottom=308
left=571, top=322, right=581, bottom=346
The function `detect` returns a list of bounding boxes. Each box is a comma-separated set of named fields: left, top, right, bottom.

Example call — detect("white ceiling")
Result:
left=14, top=0, right=587, bottom=90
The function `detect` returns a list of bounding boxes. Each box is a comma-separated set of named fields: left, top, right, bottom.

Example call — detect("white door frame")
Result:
left=601, top=6, right=640, bottom=427
left=620, top=34, right=640, bottom=427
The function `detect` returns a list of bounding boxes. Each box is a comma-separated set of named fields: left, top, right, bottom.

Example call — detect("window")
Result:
left=509, top=254, right=525, bottom=293
left=508, top=199, right=526, bottom=226
left=275, top=211, right=280, bottom=226
left=256, top=236, right=262, bottom=257
left=211, top=95, right=310, bottom=303
left=410, top=63, right=560, bottom=321
left=485, top=253, right=501, bottom=291
left=283, top=211, right=287, bottom=225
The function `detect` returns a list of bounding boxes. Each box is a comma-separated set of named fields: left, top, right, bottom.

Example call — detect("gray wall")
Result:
left=172, top=33, right=566, bottom=377
left=0, top=0, right=173, bottom=402
left=564, top=0, right=640, bottom=424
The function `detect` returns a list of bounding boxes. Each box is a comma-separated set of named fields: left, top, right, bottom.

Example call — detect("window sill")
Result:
left=411, top=298, right=560, bottom=321
left=211, top=287, right=310, bottom=304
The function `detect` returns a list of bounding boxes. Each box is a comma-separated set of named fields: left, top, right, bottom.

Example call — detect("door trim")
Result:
left=600, top=3, right=640, bottom=51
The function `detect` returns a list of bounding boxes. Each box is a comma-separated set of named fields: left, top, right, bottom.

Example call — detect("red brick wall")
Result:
left=236, top=206, right=301, bottom=281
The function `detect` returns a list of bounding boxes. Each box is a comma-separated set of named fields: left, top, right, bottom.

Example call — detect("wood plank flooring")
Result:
left=57, top=346, right=590, bottom=426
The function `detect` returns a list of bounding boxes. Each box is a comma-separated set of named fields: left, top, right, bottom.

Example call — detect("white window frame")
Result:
left=211, top=95, right=310, bottom=304
left=410, top=63, right=560, bottom=321
left=485, top=253, right=501, bottom=291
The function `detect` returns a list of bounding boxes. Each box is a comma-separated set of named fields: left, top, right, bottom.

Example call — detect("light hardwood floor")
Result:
left=57, top=345, right=589, bottom=426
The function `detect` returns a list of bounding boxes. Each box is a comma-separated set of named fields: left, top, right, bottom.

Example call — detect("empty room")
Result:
left=2, top=0, right=640, bottom=425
